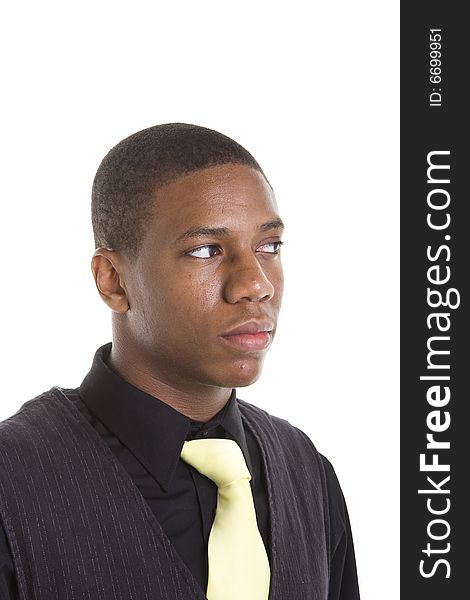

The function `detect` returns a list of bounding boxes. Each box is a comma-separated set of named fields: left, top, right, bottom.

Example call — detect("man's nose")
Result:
left=223, top=253, right=275, bottom=304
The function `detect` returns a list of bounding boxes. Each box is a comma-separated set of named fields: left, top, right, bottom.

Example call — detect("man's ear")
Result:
left=91, top=249, right=130, bottom=313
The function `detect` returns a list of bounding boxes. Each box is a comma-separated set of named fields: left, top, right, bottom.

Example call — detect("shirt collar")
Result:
left=78, top=343, right=252, bottom=492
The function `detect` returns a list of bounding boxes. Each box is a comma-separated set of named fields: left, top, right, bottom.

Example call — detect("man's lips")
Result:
left=220, top=320, right=274, bottom=351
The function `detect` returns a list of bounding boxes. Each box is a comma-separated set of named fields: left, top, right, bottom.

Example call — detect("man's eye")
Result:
left=257, top=241, right=284, bottom=254
left=186, top=245, right=221, bottom=258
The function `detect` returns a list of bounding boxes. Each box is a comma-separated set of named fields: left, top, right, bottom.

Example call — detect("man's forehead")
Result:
left=154, top=163, right=272, bottom=201
left=150, top=164, right=281, bottom=233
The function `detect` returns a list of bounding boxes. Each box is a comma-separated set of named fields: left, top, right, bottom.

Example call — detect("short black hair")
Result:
left=91, top=123, right=267, bottom=262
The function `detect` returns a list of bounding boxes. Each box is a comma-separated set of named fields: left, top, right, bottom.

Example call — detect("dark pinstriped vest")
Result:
left=0, top=387, right=330, bottom=600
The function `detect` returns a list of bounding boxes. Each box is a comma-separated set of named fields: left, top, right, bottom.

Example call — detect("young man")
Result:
left=0, top=123, right=360, bottom=599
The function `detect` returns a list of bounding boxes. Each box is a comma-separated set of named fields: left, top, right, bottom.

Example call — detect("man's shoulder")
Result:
left=0, top=387, right=77, bottom=446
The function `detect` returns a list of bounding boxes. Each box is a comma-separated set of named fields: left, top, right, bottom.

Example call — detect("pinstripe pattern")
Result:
left=0, top=388, right=329, bottom=600
left=238, top=400, right=330, bottom=600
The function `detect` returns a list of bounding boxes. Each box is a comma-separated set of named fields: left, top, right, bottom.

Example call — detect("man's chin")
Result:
left=215, top=358, right=265, bottom=388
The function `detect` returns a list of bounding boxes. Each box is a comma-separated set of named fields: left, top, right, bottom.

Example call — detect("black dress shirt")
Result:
left=0, top=343, right=360, bottom=599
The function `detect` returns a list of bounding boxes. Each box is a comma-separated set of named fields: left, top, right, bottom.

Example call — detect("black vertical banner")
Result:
left=401, top=3, right=469, bottom=599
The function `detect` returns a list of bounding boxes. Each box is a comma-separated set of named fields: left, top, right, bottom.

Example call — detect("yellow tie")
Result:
left=180, top=438, right=271, bottom=600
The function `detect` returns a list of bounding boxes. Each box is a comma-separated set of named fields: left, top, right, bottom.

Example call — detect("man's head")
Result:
left=92, top=123, right=270, bottom=263
left=91, top=123, right=284, bottom=393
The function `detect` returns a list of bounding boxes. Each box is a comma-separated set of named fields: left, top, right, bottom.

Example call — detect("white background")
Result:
left=0, top=1, right=399, bottom=597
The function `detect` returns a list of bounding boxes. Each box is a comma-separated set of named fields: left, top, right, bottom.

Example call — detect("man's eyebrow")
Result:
left=259, top=218, right=284, bottom=233
left=175, top=227, right=230, bottom=243
left=175, top=218, right=285, bottom=244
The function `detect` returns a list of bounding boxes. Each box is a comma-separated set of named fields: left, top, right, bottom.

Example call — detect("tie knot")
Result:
left=180, top=438, right=251, bottom=488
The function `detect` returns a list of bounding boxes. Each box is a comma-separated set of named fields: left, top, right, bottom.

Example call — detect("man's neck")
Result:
left=107, top=347, right=231, bottom=422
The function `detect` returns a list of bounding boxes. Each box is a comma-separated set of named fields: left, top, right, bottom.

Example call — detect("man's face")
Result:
left=119, top=163, right=284, bottom=391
